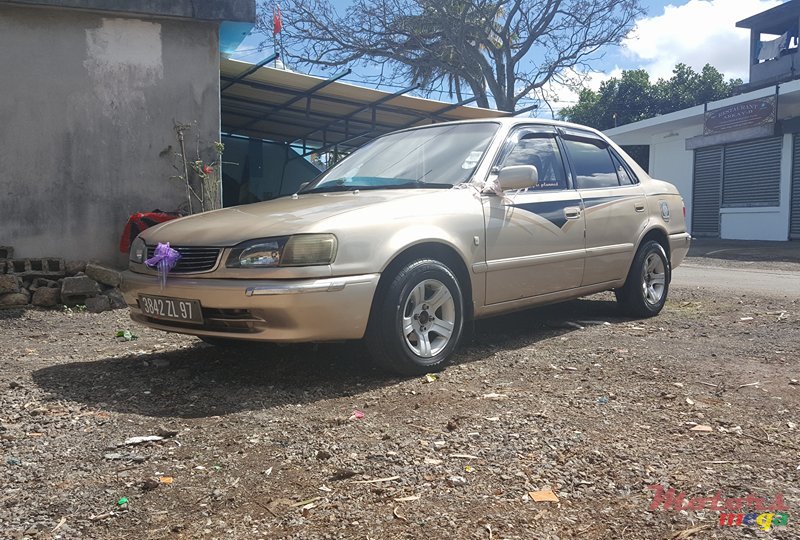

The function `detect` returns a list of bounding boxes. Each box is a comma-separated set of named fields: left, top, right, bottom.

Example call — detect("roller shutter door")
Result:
left=692, top=146, right=722, bottom=237
left=722, top=137, right=782, bottom=208
left=792, top=136, right=800, bottom=239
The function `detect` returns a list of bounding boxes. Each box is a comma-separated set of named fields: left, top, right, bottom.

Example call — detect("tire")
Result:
left=366, top=259, right=464, bottom=376
left=615, top=240, right=670, bottom=318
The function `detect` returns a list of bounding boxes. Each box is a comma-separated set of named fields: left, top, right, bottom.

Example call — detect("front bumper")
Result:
left=120, top=271, right=380, bottom=342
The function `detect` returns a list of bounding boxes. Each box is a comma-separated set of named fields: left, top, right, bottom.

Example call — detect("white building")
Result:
left=605, top=1, right=800, bottom=241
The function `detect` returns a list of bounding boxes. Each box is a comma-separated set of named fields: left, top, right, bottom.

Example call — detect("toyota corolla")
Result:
left=121, top=118, right=691, bottom=375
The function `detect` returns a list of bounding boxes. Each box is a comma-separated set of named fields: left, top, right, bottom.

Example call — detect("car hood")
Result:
left=140, top=190, right=438, bottom=246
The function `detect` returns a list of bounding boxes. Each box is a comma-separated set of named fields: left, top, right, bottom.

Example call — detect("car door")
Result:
left=483, top=126, right=586, bottom=305
left=559, top=128, right=647, bottom=287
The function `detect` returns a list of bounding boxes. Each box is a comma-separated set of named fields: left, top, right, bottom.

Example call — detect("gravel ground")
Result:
left=1, top=277, right=799, bottom=539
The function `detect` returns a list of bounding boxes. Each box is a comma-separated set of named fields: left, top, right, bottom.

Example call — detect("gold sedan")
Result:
left=121, top=118, right=690, bottom=375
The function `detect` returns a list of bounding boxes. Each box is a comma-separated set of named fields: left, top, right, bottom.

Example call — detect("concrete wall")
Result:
left=0, top=5, right=221, bottom=265
left=647, top=125, right=703, bottom=235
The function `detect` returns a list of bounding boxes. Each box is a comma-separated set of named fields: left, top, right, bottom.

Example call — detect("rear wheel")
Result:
left=616, top=240, right=670, bottom=317
left=367, top=259, right=464, bottom=375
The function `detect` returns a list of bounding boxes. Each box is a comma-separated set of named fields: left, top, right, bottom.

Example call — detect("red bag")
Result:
left=120, top=210, right=183, bottom=253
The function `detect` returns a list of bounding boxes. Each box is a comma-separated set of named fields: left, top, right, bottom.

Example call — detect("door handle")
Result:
left=635, top=202, right=646, bottom=212
left=564, top=206, right=581, bottom=219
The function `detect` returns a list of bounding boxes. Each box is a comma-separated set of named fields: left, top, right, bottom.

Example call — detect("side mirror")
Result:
left=495, top=165, right=538, bottom=192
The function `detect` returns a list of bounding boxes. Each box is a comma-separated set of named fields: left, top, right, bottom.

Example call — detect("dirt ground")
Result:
left=1, top=263, right=799, bottom=539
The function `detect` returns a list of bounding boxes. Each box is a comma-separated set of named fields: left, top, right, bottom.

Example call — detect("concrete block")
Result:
left=36, top=258, right=66, bottom=277
left=32, top=287, right=61, bottom=307
left=102, top=288, right=128, bottom=310
left=60, top=276, right=101, bottom=305
left=0, top=291, right=29, bottom=307
left=85, top=295, right=111, bottom=313
left=0, top=275, right=21, bottom=294
left=0, top=246, right=12, bottom=259
left=85, top=263, right=122, bottom=287
left=7, top=259, right=28, bottom=274
left=5, top=258, right=65, bottom=278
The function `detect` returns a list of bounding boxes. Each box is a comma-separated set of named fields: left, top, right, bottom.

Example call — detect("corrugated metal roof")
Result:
left=220, top=57, right=506, bottom=153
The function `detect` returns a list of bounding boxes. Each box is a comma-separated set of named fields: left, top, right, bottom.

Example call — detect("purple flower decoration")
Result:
left=145, top=242, right=181, bottom=289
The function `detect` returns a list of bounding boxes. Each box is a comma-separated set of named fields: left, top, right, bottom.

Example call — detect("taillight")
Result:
left=682, top=204, right=686, bottom=218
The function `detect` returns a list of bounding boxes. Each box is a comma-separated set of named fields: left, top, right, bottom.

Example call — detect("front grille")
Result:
left=146, top=245, right=221, bottom=273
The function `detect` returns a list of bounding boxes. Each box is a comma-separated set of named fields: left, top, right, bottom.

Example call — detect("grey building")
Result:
left=0, top=0, right=256, bottom=264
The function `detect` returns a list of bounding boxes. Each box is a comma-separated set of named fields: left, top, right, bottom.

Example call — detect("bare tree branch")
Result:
left=257, top=0, right=643, bottom=112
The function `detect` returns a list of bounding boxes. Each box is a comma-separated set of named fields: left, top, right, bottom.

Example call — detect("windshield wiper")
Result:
left=302, top=181, right=453, bottom=194
left=388, top=181, right=453, bottom=189
left=302, top=184, right=357, bottom=194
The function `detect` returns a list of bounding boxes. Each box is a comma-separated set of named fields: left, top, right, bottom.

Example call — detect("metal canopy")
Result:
left=220, top=57, right=506, bottom=151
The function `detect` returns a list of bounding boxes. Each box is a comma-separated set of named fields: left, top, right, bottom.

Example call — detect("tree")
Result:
left=560, top=63, right=743, bottom=130
left=257, top=0, right=644, bottom=112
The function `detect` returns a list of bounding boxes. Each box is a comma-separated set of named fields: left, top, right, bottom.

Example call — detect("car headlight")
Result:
left=129, top=236, right=146, bottom=264
left=226, top=234, right=337, bottom=268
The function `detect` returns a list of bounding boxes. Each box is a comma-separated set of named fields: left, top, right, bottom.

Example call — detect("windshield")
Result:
left=303, top=122, right=499, bottom=193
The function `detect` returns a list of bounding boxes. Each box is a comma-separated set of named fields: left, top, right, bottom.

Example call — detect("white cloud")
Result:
left=531, top=67, right=623, bottom=119
left=622, top=0, right=782, bottom=81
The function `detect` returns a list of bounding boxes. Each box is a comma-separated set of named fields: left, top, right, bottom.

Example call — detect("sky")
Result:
left=542, top=0, right=783, bottom=116
left=233, top=0, right=784, bottom=116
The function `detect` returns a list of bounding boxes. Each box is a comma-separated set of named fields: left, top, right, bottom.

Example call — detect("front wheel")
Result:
left=366, top=259, right=464, bottom=376
left=615, top=240, right=670, bottom=317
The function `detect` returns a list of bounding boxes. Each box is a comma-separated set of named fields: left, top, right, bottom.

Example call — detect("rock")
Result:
left=32, top=287, right=61, bottom=307
left=29, top=278, right=58, bottom=291
left=102, top=288, right=127, bottom=310
left=65, top=260, right=86, bottom=276
left=448, top=475, right=468, bottom=487
left=141, top=478, right=160, bottom=491
left=0, top=291, right=29, bottom=306
left=85, top=295, right=111, bottom=313
left=85, top=263, right=122, bottom=287
left=60, top=276, right=101, bottom=305
left=0, top=275, right=21, bottom=294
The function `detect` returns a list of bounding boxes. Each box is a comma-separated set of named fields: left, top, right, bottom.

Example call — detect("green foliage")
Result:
left=560, top=64, right=743, bottom=130
left=115, top=330, right=138, bottom=341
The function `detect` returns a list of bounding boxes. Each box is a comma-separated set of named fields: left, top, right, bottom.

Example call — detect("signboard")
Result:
left=704, top=96, right=776, bottom=136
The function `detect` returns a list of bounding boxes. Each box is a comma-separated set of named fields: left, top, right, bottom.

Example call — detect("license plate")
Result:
left=139, top=295, right=203, bottom=324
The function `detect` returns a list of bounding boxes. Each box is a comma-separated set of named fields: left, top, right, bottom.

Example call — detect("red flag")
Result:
left=273, top=5, right=283, bottom=35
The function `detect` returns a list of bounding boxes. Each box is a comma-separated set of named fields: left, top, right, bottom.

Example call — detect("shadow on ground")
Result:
left=32, top=296, right=626, bottom=419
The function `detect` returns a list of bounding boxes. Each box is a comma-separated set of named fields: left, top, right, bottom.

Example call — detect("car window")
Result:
left=501, top=135, right=568, bottom=190
left=610, top=151, right=638, bottom=185
left=303, top=123, right=499, bottom=193
left=563, top=139, right=621, bottom=189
